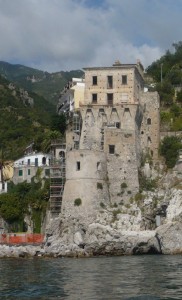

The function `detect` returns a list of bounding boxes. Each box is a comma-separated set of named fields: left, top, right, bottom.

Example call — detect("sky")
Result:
left=0, top=0, right=181, bottom=72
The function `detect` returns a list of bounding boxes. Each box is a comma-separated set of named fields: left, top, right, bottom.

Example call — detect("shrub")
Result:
left=111, top=209, right=121, bottom=223
left=74, top=198, right=82, bottom=206
left=97, top=182, right=103, bottom=189
left=160, top=111, right=173, bottom=124
left=171, top=118, right=182, bottom=131
left=129, top=197, right=134, bottom=203
left=134, top=193, right=144, bottom=204
left=125, top=203, right=130, bottom=209
left=121, top=182, right=127, bottom=189
left=110, top=203, right=118, bottom=208
left=117, top=190, right=124, bottom=196
left=100, top=202, right=105, bottom=208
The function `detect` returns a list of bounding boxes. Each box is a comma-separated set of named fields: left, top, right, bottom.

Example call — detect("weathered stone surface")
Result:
left=0, top=245, right=45, bottom=258
left=156, top=221, right=182, bottom=254
left=1, top=184, right=182, bottom=258
left=73, top=231, right=83, bottom=246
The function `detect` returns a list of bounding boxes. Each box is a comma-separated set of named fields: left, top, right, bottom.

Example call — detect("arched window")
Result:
left=59, top=151, right=65, bottom=158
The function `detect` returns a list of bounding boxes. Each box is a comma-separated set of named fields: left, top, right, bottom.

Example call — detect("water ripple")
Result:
left=0, top=255, right=182, bottom=299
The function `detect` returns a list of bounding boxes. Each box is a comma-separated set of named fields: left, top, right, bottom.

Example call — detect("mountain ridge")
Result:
left=0, top=61, right=84, bottom=105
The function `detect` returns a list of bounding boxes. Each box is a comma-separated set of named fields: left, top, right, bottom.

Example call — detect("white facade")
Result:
left=14, top=153, right=51, bottom=167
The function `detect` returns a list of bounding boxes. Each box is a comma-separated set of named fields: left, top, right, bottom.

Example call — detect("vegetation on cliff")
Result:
left=146, top=41, right=182, bottom=132
left=0, top=171, right=50, bottom=233
left=0, top=74, right=67, bottom=159
left=160, top=136, right=182, bottom=168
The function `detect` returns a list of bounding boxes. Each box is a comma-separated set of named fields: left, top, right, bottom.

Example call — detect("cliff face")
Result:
left=0, top=169, right=182, bottom=258
left=44, top=168, right=182, bottom=257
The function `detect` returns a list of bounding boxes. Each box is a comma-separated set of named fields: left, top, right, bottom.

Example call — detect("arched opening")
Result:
left=59, top=151, right=65, bottom=158
left=42, top=157, right=46, bottom=165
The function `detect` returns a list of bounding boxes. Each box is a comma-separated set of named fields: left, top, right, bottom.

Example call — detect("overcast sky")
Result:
left=0, top=0, right=181, bottom=72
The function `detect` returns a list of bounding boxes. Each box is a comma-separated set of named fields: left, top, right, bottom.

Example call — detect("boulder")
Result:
left=156, top=221, right=182, bottom=254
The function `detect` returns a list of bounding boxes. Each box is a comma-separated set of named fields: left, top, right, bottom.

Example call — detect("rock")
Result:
left=156, top=221, right=182, bottom=254
left=73, top=231, right=83, bottom=246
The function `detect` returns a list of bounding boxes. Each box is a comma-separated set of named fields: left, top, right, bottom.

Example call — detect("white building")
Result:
left=13, top=152, right=51, bottom=184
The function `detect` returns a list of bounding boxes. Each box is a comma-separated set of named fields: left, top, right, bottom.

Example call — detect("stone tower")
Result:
left=61, top=61, right=160, bottom=223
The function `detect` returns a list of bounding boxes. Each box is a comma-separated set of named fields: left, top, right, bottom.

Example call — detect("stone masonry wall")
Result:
left=83, top=66, right=143, bottom=106
left=61, top=64, right=159, bottom=223
left=140, top=91, right=160, bottom=160
left=62, top=150, right=110, bottom=224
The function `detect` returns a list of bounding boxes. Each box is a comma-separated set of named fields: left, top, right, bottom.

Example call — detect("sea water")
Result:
left=0, top=255, right=182, bottom=299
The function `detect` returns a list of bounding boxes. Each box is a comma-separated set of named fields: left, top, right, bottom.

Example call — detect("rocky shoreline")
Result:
left=1, top=184, right=182, bottom=259
left=0, top=220, right=182, bottom=258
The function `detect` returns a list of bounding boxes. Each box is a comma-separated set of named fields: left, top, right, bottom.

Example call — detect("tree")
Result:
left=51, top=114, right=67, bottom=135
left=160, top=136, right=182, bottom=168
left=176, top=90, right=182, bottom=103
left=170, top=103, right=181, bottom=117
left=156, top=80, right=174, bottom=107
left=41, top=130, right=62, bottom=153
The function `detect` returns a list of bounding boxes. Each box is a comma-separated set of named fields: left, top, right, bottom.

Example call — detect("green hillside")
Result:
left=0, top=61, right=83, bottom=105
left=0, top=75, right=56, bottom=160
left=146, top=41, right=182, bottom=131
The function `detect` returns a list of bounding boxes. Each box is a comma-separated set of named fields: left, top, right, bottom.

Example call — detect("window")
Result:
left=92, top=76, right=97, bottom=85
left=19, top=170, right=23, bottom=176
left=35, top=158, right=38, bottom=167
left=99, top=108, right=104, bottom=113
left=28, top=169, right=31, bottom=176
left=28, top=159, right=30, bottom=165
left=76, top=161, right=80, bottom=170
left=92, top=93, right=97, bottom=103
left=2, top=183, right=5, bottom=190
left=147, top=118, right=151, bottom=125
left=42, top=157, right=46, bottom=165
left=107, top=93, right=113, bottom=106
left=107, top=76, right=113, bottom=88
left=74, top=141, right=79, bottom=149
left=109, top=145, right=115, bottom=154
left=59, top=151, right=65, bottom=158
left=115, top=122, right=120, bottom=128
left=121, top=93, right=128, bottom=102
left=122, top=75, right=127, bottom=85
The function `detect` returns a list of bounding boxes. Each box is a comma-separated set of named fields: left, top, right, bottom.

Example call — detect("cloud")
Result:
left=0, top=0, right=180, bottom=71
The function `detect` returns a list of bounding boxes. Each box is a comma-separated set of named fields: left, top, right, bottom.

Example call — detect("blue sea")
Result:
left=0, top=255, right=182, bottom=299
